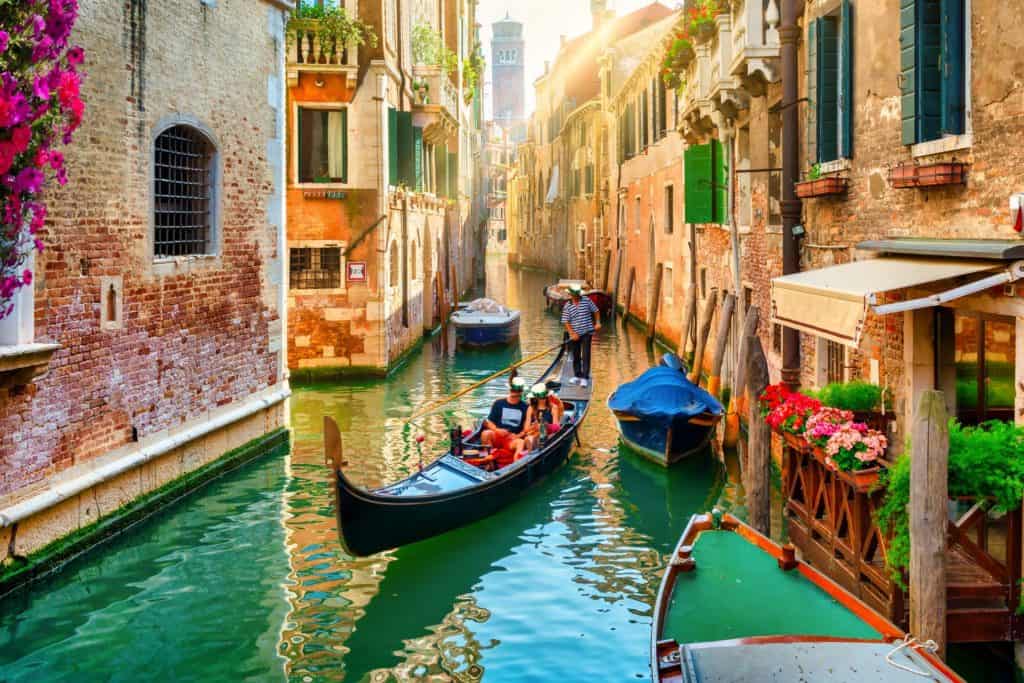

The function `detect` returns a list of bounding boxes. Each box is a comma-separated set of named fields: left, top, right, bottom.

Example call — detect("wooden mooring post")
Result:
left=707, top=292, right=735, bottom=397
left=450, top=263, right=460, bottom=305
left=910, top=390, right=949, bottom=658
left=678, top=287, right=697, bottom=363
left=744, top=334, right=771, bottom=536
left=724, top=305, right=760, bottom=448
left=623, top=266, right=636, bottom=325
left=687, top=288, right=718, bottom=385
left=647, top=263, right=664, bottom=343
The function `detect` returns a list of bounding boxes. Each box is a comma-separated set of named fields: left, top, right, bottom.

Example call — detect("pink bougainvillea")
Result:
left=0, top=0, right=84, bottom=320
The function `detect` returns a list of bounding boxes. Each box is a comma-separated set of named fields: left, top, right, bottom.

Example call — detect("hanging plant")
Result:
left=0, top=0, right=85, bottom=320
left=412, top=24, right=457, bottom=76
left=661, top=33, right=694, bottom=90
left=288, top=2, right=378, bottom=52
left=687, top=0, right=724, bottom=43
left=462, top=43, right=485, bottom=104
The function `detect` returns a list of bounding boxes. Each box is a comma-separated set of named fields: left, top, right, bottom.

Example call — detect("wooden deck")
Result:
left=781, top=439, right=1021, bottom=643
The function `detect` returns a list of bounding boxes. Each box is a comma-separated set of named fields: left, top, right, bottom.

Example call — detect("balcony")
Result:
left=286, top=19, right=358, bottom=89
left=411, top=65, right=459, bottom=144
left=729, top=0, right=781, bottom=86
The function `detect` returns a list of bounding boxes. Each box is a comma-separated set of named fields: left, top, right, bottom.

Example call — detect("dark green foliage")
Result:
left=816, top=381, right=888, bottom=412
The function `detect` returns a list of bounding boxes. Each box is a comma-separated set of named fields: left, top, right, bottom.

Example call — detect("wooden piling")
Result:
left=910, top=390, right=949, bottom=658
left=707, top=293, right=736, bottom=397
left=678, top=287, right=697, bottom=363
left=744, top=334, right=771, bottom=536
left=647, top=262, right=664, bottom=343
left=687, top=288, right=718, bottom=385
left=450, top=263, right=459, bottom=305
left=723, top=305, right=760, bottom=448
left=623, top=266, right=636, bottom=325
left=601, top=250, right=612, bottom=291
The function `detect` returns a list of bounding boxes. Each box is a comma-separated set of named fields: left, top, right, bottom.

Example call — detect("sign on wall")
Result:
left=347, top=261, right=367, bottom=283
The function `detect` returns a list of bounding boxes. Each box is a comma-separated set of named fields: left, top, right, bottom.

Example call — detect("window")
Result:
left=663, top=263, right=674, bottom=302
left=807, top=0, right=853, bottom=163
left=737, top=126, right=752, bottom=227
left=154, top=124, right=215, bottom=257
left=298, top=107, right=348, bottom=183
left=656, top=77, right=668, bottom=138
left=768, top=109, right=782, bottom=227
left=699, top=267, right=707, bottom=299
left=825, top=339, right=846, bottom=385
left=664, top=185, right=675, bottom=234
left=634, top=197, right=641, bottom=236
left=290, top=247, right=341, bottom=289
left=900, top=0, right=967, bottom=145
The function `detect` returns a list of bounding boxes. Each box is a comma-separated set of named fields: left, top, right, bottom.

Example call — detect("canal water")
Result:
left=0, top=263, right=806, bottom=682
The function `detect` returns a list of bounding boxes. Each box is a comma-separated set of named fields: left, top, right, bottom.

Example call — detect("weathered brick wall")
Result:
left=0, top=0, right=285, bottom=497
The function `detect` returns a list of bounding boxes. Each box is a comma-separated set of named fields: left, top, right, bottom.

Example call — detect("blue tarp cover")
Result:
left=608, top=366, right=723, bottom=422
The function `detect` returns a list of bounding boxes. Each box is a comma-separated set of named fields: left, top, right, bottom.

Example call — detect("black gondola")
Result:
left=326, top=346, right=590, bottom=557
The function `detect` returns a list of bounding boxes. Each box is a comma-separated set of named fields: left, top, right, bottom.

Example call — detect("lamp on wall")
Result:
left=315, top=77, right=326, bottom=88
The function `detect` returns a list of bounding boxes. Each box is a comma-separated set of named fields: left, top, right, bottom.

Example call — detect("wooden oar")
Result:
left=406, top=340, right=567, bottom=423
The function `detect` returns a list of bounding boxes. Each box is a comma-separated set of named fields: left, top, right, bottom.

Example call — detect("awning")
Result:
left=771, top=258, right=1003, bottom=347
left=545, top=165, right=559, bottom=204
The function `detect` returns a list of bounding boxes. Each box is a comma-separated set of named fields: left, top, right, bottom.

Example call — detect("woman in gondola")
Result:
left=522, top=383, right=563, bottom=456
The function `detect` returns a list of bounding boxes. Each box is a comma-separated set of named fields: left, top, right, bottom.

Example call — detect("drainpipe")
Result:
left=780, top=0, right=803, bottom=389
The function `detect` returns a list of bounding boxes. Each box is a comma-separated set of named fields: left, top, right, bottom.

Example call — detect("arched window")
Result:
left=154, top=124, right=216, bottom=257
left=410, top=240, right=418, bottom=280
left=390, top=241, right=399, bottom=287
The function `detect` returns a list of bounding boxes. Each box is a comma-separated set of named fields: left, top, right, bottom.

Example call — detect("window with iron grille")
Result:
left=154, top=125, right=215, bottom=257
left=289, top=247, right=342, bottom=289
left=826, top=339, right=845, bottom=384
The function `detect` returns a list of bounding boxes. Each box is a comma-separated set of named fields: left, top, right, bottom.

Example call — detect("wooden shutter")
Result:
left=918, top=0, right=943, bottom=142
left=413, top=126, right=424, bottom=191
left=388, top=107, right=399, bottom=186
left=397, top=110, right=414, bottom=187
left=900, top=0, right=918, bottom=144
left=816, top=16, right=839, bottom=163
left=807, top=18, right=819, bottom=163
left=839, top=0, right=854, bottom=158
left=642, top=90, right=649, bottom=147
left=713, top=139, right=728, bottom=225
left=684, top=144, right=713, bottom=224
left=940, top=0, right=965, bottom=135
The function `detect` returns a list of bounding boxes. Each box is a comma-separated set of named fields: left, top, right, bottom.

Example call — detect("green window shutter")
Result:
left=413, top=126, right=424, bottom=191
left=918, top=0, right=943, bottom=142
left=340, top=108, right=348, bottom=183
left=447, top=152, right=457, bottom=199
left=436, top=144, right=447, bottom=198
left=397, top=111, right=414, bottom=187
left=712, top=139, right=728, bottom=225
left=807, top=18, right=818, bottom=163
left=388, top=107, right=399, bottom=186
left=900, top=0, right=918, bottom=144
left=839, top=0, right=854, bottom=158
left=684, top=143, right=713, bottom=224
left=940, top=0, right=965, bottom=135
left=816, top=16, right=839, bottom=163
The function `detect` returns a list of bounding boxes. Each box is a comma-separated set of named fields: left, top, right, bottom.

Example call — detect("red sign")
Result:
left=347, top=261, right=367, bottom=282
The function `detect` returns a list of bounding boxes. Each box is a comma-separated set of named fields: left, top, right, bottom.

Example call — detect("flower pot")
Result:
left=781, top=431, right=808, bottom=453
left=890, top=162, right=967, bottom=189
left=852, top=410, right=895, bottom=434
left=693, top=22, right=715, bottom=43
left=794, top=176, right=847, bottom=199
left=811, top=445, right=881, bottom=493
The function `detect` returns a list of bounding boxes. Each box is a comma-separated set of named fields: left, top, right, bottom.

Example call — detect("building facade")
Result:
left=0, top=0, right=291, bottom=575
left=286, top=0, right=485, bottom=379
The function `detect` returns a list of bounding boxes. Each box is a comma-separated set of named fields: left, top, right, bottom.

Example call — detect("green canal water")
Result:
left=0, top=263, right=996, bottom=681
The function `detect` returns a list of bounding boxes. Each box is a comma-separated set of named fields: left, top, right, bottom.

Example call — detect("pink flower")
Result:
left=14, top=167, right=44, bottom=194
left=66, top=46, right=84, bottom=66
left=0, top=31, right=9, bottom=54
left=22, top=269, right=32, bottom=286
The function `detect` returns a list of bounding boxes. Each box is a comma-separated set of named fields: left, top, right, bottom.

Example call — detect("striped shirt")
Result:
left=561, top=297, right=599, bottom=335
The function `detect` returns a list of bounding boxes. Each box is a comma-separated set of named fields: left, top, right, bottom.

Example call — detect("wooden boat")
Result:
left=543, top=279, right=614, bottom=318
left=652, top=512, right=964, bottom=682
left=608, top=354, right=723, bottom=466
left=326, top=347, right=591, bottom=557
left=450, top=298, right=520, bottom=347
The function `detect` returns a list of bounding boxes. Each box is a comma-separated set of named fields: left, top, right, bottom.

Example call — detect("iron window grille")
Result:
left=290, top=247, right=342, bottom=289
left=154, top=125, right=214, bottom=257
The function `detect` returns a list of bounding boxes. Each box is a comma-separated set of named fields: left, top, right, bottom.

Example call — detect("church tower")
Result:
left=490, top=13, right=525, bottom=140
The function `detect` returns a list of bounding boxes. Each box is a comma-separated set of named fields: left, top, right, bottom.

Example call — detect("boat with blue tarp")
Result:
left=450, top=298, right=521, bottom=347
left=608, top=354, right=723, bottom=466
left=652, top=512, right=963, bottom=682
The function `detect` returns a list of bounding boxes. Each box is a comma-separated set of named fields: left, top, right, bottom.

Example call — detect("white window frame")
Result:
left=291, top=101, right=351, bottom=190
left=288, top=240, right=347, bottom=294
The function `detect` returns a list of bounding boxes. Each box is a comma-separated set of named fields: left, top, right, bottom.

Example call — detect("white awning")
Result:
left=545, top=165, right=559, bottom=204
left=771, top=258, right=1002, bottom=347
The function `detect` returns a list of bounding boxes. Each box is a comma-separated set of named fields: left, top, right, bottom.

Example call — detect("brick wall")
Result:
left=0, top=0, right=286, bottom=497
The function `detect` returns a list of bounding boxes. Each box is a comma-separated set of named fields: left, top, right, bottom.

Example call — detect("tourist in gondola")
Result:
left=481, top=376, right=529, bottom=458
left=561, top=283, right=600, bottom=387
left=523, top=383, right=562, bottom=452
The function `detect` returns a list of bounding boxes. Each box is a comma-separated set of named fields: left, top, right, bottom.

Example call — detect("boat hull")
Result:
left=544, top=287, right=614, bottom=318
left=615, top=414, right=715, bottom=466
left=453, top=316, right=520, bottom=347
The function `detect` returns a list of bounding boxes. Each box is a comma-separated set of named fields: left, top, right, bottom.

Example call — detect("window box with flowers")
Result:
left=794, top=164, right=847, bottom=199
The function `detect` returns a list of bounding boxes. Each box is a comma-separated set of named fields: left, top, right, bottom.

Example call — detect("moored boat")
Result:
left=450, top=298, right=520, bottom=347
left=326, top=347, right=591, bottom=557
left=608, top=354, right=723, bottom=466
left=652, top=512, right=963, bottom=682
left=543, top=279, right=614, bottom=318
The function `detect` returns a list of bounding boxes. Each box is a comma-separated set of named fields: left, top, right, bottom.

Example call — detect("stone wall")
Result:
left=0, top=0, right=288, bottom=499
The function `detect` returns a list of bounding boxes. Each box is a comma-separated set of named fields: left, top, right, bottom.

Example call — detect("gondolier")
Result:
left=561, top=283, right=600, bottom=387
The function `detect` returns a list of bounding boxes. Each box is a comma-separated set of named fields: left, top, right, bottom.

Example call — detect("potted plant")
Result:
left=687, top=0, right=721, bottom=44
left=816, top=381, right=893, bottom=432
left=795, top=163, right=848, bottom=198
left=761, top=384, right=821, bottom=451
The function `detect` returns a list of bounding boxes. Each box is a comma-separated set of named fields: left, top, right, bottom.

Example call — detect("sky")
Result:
left=477, top=0, right=669, bottom=118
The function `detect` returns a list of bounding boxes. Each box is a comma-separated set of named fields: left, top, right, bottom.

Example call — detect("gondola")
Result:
left=651, top=512, right=963, bottom=682
left=543, top=279, right=614, bottom=318
left=450, top=298, right=520, bottom=347
left=326, top=345, right=591, bottom=557
left=608, top=354, right=723, bottom=466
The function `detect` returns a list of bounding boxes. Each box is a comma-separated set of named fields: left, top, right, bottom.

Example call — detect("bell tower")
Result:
left=591, top=0, right=609, bottom=29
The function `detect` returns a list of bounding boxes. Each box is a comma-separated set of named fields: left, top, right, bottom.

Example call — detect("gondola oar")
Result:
left=405, top=339, right=568, bottom=424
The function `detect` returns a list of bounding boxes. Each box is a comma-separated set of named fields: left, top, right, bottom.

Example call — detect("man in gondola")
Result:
left=561, top=283, right=600, bottom=388
left=481, top=376, right=529, bottom=458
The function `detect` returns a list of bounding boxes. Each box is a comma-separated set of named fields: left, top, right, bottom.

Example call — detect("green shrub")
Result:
left=817, top=381, right=888, bottom=412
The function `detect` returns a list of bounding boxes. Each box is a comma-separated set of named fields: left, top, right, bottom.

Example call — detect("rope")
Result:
left=884, top=634, right=940, bottom=677
left=405, top=340, right=567, bottom=423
